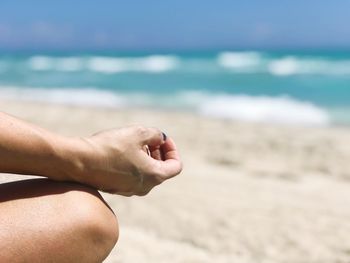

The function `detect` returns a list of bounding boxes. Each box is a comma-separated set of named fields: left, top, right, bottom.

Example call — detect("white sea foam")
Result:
left=0, top=86, right=331, bottom=126
left=136, top=55, right=179, bottom=72
left=26, top=54, right=350, bottom=76
left=198, top=94, right=330, bottom=126
left=268, top=57, right=299, bottom=76
left=87, top=57, right=124, bottom=73
left=28, top=56, right=83, bottom=72
left=0, top=86, right=124, bottom=107
left=216, top=52, right=350, bottom=76
left=27, top=55, right=179, bottom=73
left=268, top=56, right=350, bottom=76
left=28, top=56, right=54, bottom=71
left=217, top=51, right=263, bottom=72
left=87, top=55, right=179, bottom=74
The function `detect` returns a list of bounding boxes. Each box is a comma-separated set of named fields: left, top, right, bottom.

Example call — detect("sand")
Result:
left=1, top=100, right=350, bottom=263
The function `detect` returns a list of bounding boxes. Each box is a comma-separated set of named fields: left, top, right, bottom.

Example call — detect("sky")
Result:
left=0, top=0, right=349, bottom=50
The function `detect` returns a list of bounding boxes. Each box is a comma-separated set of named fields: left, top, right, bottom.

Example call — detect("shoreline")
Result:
left=0, top=86, right=347, bottom=127
left=1, top=97, right=348, bottom=128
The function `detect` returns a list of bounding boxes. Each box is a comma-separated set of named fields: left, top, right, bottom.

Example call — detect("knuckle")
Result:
left=134, top=125, right=149, bottom=137
left=152, top=127, right=162, bottom=136
left=156, top=128, right=164, bottom=140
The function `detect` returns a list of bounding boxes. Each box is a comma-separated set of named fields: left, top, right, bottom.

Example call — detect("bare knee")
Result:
left=0, top=179, right=118, bottom=263
left=61, top=183, right=119, bottom=262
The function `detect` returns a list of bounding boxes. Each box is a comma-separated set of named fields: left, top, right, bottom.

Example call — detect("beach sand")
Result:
left=1, top=100, right=350, bottom=263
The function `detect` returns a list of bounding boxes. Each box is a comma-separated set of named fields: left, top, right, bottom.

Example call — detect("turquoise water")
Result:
left=0, top=50, right=349, bottom=126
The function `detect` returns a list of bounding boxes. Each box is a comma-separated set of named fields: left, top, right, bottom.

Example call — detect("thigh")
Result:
left=0, top=179, right=118, bottom=263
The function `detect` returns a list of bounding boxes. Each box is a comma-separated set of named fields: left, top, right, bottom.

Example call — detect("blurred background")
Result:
left=0, top=0, right=349, bottom=126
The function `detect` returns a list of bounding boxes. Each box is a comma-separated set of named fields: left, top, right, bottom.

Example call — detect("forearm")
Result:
left=0, top=111, right=82, bottom=180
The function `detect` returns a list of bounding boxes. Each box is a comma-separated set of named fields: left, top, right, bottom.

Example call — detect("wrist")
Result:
left=50, top=136, right=89, bottom=182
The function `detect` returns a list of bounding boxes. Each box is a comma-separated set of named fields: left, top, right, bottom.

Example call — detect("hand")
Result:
left=73, top=126, right=182, bottom=196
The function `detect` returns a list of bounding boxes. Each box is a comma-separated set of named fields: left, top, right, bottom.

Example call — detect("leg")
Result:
left=0, top=179, right=119, bottom=263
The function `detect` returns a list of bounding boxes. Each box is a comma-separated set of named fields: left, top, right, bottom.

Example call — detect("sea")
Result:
left=0, top=50, right=349, bottom=126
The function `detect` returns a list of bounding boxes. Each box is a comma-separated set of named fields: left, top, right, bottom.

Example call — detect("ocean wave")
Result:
left=87, top=55, right=179, bottom=74
left=217, top=52, right=350, bottom=76
left=197, top=94, right=330, bottom=126
left=0, top=86, right=331, bottom=126
left=268, top=56, right=350, bottom=76
left=27, top=55, right=179, bottom=74
left=217, top=51, right=264, bottom=72
left=28, top=56, right=83, bottom=72
left=20, top=53, right=350, bottom=76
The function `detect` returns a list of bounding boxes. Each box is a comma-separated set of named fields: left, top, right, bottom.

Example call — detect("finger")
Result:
left=149, top=145, right=162, bottom=160
left=143, top=145, right=151, bottom=156
left=137, top=127, right=166, bottom=146
left=144, top=137, right=180, bottom=162
left=159, top=137, right=181, bottom=161
left=152, top=137, right=183, bottom=180
left=157, top=159, right=182, bottom=180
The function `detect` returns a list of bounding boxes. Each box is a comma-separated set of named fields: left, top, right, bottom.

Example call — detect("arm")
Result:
left=0, top=111, right=182, bottom=195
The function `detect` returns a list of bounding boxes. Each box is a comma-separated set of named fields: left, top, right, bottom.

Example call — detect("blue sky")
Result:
left=0, top=0, right=349, bottom=50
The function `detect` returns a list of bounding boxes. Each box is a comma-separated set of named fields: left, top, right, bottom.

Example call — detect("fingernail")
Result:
left=145, top=145, right=151, bottom=156
left=162, top=132, right=167, bottom=141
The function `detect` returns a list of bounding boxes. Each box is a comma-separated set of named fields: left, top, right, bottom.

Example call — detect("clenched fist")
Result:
left=0, top=111, right=182, bottom=196
left=72, top=126, right=183, bottom=196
